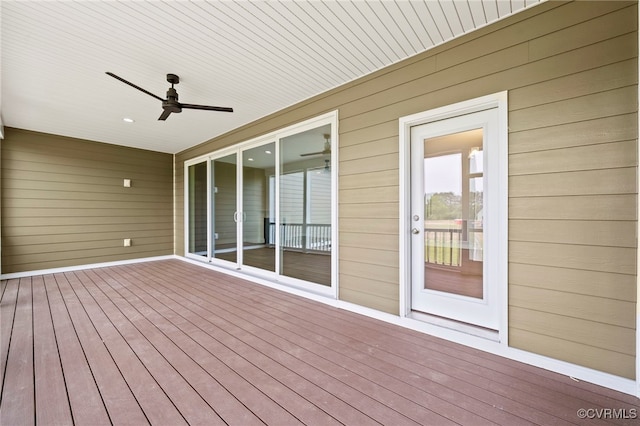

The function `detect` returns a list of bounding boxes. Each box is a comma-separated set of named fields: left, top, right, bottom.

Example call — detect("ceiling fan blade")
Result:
left=106, top=72, right=165, bottom=102
left=158, top=109, right=172, bottom=121
left=300, top=151, right=325, bottom=157
left=180, top=103, right=233, bottom=113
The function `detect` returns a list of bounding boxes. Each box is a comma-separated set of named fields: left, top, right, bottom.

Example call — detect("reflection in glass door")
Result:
left=411, top=108, right=498, bottom=330
left=423, top=142, right=483, bottom=299
left=187, top=161, right=208, bottom=258
left=280, top=126, right=332, bottom=286
left=241, top=142, right=276, bottom=272
left=211, top=153, right=238, bottom=264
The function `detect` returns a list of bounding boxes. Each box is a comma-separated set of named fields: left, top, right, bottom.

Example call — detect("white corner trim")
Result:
left=636, top=1, right=640, bottom=399
left=0, top=255, right=178, bottom=280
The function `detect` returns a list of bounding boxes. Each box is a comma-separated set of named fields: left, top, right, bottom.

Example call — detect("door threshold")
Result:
left=409, top=310, right=499, bottom=342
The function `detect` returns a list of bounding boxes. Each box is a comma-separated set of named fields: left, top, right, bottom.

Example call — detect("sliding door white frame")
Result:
left=184, top=111, right=338, bottom=298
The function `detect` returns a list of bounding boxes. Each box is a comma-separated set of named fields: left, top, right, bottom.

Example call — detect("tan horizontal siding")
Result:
left=174, top=0, right=637, bottom=378
left=509, top=329, right=635, bottom=379
left=339, top=260, right=399, bottom=289
left=510, top=86, right=637, bottom=133
left=509, top=139, right=637, bottom=175
left=509, top=262, right=636, bottom=302
left=509, top=194, right=637, bottom=221
left=2, top=128, right=173, bottom=273
left=339, top=203, right=397, bottom=219
left=340, top=170, right=398, bottom=190
left=510, top=306, right=635, bottom=355
left=509, top=167, right=637, bottom=197
left=506, top=1, right=637, bottom=379
left=509, top=113, right=637, bottom=154
left=340, top=231, right=398, bottom=252
left=510, top=241, right=636, bottom=276
left=509, top=220, right=636, bottom=248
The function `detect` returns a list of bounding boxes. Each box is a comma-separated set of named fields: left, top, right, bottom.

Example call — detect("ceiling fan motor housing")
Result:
left=164, top=87, right=181, bottom=113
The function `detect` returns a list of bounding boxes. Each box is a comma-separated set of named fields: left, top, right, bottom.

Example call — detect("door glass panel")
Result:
left=242, top=142, right=276, bottom=271
left=187, top=161, right=208, bottom=257
left=423, top=130, right=483, bottom=299
left=468, top=149, right=483, bottom=262
left=279, top=125, right=332, bottom=286
left=212, top=153, right=238, bottom=263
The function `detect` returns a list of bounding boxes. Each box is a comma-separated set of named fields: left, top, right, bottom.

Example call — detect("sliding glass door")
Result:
left=185, top=112, right=336, bottom=294
left=211, top=153, right=238, bottom=263
left=186, top=152, right=238, bottom=263
left=242, top=142, right=276, bottom=272
left=279, top=126, right=332, bottom=286
left=187, top=161, right=208, bottom=258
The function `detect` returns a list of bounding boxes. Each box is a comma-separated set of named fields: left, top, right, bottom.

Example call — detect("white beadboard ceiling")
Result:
left=1, top=0, right=542, bottom=154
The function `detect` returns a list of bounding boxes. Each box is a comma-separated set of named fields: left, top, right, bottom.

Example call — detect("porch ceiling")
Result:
left=1, top=0, right=543, bottom=154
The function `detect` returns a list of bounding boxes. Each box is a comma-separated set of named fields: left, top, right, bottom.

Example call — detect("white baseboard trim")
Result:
left=0, top=255, right=177, bottom=280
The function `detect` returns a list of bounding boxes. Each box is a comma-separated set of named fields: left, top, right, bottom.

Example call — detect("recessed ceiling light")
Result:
left=265, top=150, right=272, bottom=154
left=248, top=158, right=254, bottom=161
left=123, top=117, right=135, bottom=123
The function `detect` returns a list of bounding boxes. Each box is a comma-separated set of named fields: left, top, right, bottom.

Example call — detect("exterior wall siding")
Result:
left=2, top=128, right=174, bottom=273
left=174, top=1, right=637, bottom=379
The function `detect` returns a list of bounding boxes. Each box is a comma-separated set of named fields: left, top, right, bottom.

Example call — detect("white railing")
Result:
left=425, top=228, right=462, bottom=267
left=268, top=222, right=331, bottom=252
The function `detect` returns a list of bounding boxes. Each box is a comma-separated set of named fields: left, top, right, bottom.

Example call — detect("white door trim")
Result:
left=399, top=92, right=508, bottom=341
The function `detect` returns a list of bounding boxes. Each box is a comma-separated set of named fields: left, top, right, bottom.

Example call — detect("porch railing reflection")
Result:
left=425, top=228, right=462, bottom=267
left=267, top=221, right=331, bottom=253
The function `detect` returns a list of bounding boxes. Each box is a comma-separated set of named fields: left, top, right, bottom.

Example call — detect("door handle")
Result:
left=412, top=228, right=420, bottom=234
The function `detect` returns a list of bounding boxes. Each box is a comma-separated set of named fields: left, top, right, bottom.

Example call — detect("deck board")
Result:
left=53, top=272, right=150, bottom=425
left=0, top=279, right=19, bottom=398
left=1, top=277, right=35, bottom=426
left=1, top=259, right=638, bottom=425
left=32, top=275, right=73, bottom=425
left=158, top=262, right=570, bottom=425
left=43, top=274, right=112, bottom=425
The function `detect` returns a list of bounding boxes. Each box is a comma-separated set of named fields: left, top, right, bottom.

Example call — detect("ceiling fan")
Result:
left=106, top=72, right=233, bottom=121
left=301, top=133, right=331, bottom=157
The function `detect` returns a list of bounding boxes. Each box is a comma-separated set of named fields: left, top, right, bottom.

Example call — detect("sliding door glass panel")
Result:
left=212, top=153, right=238, bottom=263
left=279, top=125, right=332, bottom=286
left=187, top=161, right=208, bottom=258
left=242, top=142, right=276, bottom=271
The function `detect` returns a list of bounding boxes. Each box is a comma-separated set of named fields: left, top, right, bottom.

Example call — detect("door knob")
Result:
left=412, top=228, right=420, bottom=234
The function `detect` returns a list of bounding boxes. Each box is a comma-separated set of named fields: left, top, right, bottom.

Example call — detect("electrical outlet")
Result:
left=123, top=238, right=131, bottom=247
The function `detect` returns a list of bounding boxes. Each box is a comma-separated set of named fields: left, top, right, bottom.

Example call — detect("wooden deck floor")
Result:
left=1, top=259, right=638, bottom=425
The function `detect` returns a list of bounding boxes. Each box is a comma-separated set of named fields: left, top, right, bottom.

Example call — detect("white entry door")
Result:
left=410, top=108, right=500, bottom=330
